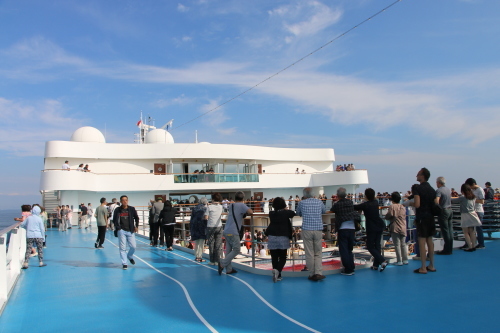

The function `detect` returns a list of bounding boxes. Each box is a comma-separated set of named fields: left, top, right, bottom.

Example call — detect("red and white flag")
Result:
left=136, top=120, right=142, bottom=127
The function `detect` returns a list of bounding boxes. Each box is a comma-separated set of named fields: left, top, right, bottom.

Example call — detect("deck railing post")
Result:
left=250, top=216, right=255, bottom=268
left=0, top=237, right=7, bottom=307
left=19, top=228, right=26, bottom=265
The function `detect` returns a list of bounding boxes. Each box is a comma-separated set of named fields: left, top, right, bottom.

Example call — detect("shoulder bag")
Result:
left=231, top=204, right=245, bottom=240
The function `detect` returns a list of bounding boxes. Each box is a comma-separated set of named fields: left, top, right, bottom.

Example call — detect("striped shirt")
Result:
left=296, top=198, right=326, bottom=230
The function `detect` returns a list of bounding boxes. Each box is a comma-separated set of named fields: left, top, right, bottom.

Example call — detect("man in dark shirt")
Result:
left=113, top=195, right=140, bottom=270
left=412, top=167, right=437, bottom=274
left=331, top=188, right=358, bottom=276
left=354, top=188, right=388, bottom=271
left=484, top=182, right=494, bottom=201
left=80, top=204, right=88, bottom=229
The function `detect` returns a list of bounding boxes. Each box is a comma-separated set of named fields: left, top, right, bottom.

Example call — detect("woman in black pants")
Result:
left=266, top=197, right=295, bottom=282
left=159, top=200, right=177, bottom=251
left=354, top=188, right=388, bottom=271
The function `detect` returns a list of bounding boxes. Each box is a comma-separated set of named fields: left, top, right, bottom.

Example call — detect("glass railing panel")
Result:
left=173, top=173, right=259, bottom=183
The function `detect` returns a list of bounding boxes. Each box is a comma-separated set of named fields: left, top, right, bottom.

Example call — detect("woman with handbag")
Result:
left=266, top=197, right=295, bottom=282
left=354, top=188, right=389, bottom=272
left=452, top=184, right=481, bottom=252
left=190, top=197, right=208, bottom=262
left=205, top=193, right=224, bottom=265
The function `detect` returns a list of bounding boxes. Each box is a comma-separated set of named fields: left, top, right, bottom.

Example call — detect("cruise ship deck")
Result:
left=1, top=228, right=499, bottom=332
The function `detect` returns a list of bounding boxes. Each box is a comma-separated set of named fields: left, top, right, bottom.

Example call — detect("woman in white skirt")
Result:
left=266, top=197, right=295, bottom=282
left=451, top=184, right=481, bottom=252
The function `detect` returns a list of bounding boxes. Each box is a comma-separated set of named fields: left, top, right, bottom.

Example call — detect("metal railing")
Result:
left=0, top=221, right=25, bottom=315
left=134, top=203, right=421, bottom=272
left=173, top=173, right=259, bottom=183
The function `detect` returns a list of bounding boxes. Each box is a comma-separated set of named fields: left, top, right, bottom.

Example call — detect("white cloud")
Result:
left=177, top=3, right=189, bottom=12
left=150, top=94, right=194, bottom=108
left=0, top=98, right=85, bottom=156
left=217, top=127, right=237, bottom=136
left=269, top=1, right=342, bottom=42
left=2, top=38, right=500, bottom=144
left=181, top=36, right=192, bottom=42
left=199, top=99, right=228, bottom=127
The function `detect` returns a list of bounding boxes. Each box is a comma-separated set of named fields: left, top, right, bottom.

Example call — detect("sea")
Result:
left=0, top=209, right=20, bottom=231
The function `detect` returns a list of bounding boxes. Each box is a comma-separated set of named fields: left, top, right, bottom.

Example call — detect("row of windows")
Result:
left=171, top=163, right=250, bottom=174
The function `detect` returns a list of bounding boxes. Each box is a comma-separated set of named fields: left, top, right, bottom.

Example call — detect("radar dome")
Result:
left=145, top=129, right=175, bottom=144
left=70, top=126, right=105, bottom=143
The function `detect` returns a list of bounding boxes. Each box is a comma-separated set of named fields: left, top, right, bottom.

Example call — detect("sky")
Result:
left=1, top=0, right=499, bottom=209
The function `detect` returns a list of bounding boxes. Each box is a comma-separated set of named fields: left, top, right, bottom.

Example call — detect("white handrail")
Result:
left=0, top=226, right=26, bottom=315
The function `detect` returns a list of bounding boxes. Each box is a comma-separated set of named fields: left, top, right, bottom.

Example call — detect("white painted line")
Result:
left=135, top=238, right=321, bottom=333
left=95, top=231, right=218, bottom=333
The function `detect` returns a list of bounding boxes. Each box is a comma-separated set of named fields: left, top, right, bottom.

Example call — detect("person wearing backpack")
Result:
left=218, top=191, right=253, bottom=275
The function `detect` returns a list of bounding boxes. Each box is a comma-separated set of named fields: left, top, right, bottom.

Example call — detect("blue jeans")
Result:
left=476, top=212, right=484, bottom=247
left=221, top=234, right=241, bottom=272
left=119, top=230, right=136, bottom=265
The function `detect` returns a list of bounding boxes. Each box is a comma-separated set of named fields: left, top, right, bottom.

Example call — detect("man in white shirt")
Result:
left=62, top=161, right=70, bottom=171
left=222, top=198, right=229, bottom=212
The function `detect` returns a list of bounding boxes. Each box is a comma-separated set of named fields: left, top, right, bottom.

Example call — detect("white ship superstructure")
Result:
left=40, top=123, right=369, bottom=209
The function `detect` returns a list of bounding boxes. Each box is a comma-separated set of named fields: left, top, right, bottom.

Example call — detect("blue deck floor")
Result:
left=1, top=228, right=500, bottom=333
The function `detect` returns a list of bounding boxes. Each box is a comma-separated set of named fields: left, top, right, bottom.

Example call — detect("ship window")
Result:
left=172, top=163, right=183, bottom=173
left=189, top=163, right=203, bottom=173
left=224, top=164, right=237, bottom=173
left=238, top=163, right=249, bottom=173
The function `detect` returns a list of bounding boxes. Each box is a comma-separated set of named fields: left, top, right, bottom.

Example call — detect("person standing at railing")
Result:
left=465, top=178, right=485, bottom=250
left=385, top=192, right=408, bottom=266
left=87, top=203, right=93, bottom=228
left=108, top=198, right=119, bottom=231
left=151, top=197, right=164, bottom=247
left=158, top=200, right=176, bottom=251
left=451, top=184, right=482, bottom=252
left=435, top=177, right=453, bottom=255
left=205, top=193, right=223, bottom=265
left=218, top=191, right=253, bottom=275
left=190, top=198, right=208, bottom=262
left=222, top=198, right=229, bottom=213
left=62, top=160, right=70, bottom=171
left=94, top=198, right=108, bottom=249
left=484, top=182, right=494, bottom=202
left=60, top=205, right=68, bottom=231
left=54, top=205, right=61, bottom=228
left=21, top=206, right=46, bottom=269
left=113, top=195, right=139, bottom=270
left=411, top=167, right=437, bottom=274
left=354, top=188, right=389, bottom=272
left=297, top=187, right=326, bottom=281
left=80, top=203, right=88, bottom=229
left=66, top=205, right=73, bottom=229
left=331, top=187, right=358, bottom=276
left=266, top=197, right=295, bottom=283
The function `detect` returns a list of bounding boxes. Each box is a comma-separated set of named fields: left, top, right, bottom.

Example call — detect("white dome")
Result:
left=145, top=129, right=174, bottom=144
left=70, top=126, right=105, bottom=143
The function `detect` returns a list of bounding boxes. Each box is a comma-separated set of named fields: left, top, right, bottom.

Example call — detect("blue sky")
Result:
left=1, top=0, right=499, bottom=209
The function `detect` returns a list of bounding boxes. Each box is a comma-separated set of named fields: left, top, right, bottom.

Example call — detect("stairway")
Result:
left=42, top=190, right=60, bottom=216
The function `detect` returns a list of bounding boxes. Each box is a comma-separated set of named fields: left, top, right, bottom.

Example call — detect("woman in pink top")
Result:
left=385, top=192, right=408, bottom=266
